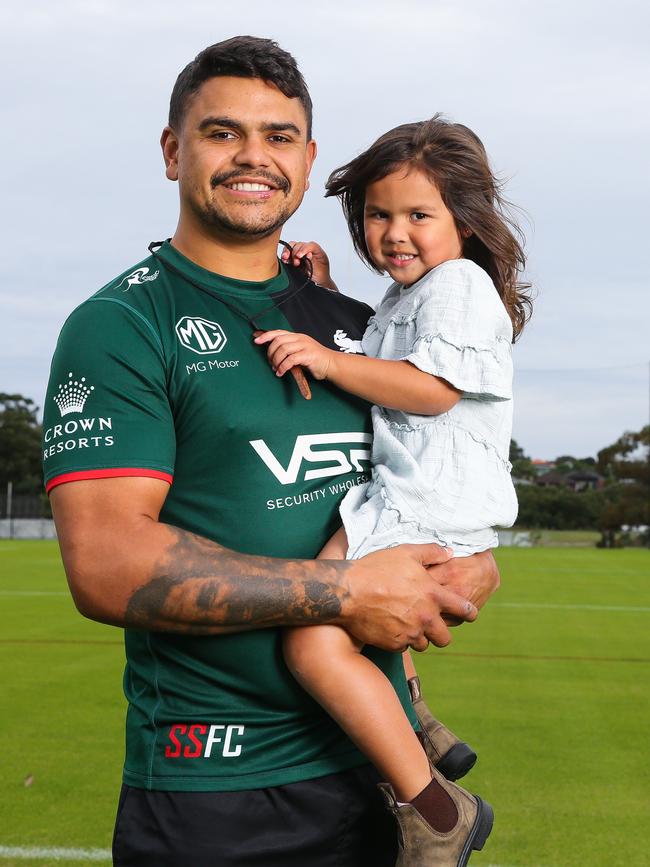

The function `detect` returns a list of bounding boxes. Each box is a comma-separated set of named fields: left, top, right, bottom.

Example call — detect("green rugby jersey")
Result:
left=43, top=240, right=417, bottom=791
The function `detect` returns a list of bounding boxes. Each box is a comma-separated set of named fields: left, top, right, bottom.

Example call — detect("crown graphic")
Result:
left=53, top=372, right=95, bottom=416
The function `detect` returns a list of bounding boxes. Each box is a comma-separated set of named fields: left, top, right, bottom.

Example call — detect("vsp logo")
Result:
left=119, top=267, right=159, bottom=291
left=176, top=317, right=228, bottom=355
left=250, top=432, right=372, bottom=485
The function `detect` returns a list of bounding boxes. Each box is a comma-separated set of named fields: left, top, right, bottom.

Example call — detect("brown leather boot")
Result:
left=378, top=774, right=493, bottom=867
left=408, top=676, right=477, bottom=781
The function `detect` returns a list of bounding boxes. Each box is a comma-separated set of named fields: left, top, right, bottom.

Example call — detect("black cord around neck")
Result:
left=147, top=239, right=314, bottom=331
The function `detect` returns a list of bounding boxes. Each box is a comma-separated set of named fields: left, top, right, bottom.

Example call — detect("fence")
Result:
left=0, top=490, right=55, bottom=539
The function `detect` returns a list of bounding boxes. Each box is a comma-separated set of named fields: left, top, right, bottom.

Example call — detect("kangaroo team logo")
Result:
left=53, top=372, right=95, bottom=417
left=333, top=330, right=363, bottom=354
left=176, top=317, right=228, bottom=355
left=119, top=267, right=160, bottom=291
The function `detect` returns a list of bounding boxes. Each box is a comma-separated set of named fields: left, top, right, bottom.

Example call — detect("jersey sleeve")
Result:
left=401, top=261, right=513, bottom=401
left=42, top=297, right=175, bottom=493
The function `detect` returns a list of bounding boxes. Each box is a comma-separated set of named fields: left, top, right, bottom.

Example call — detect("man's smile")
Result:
left=222, top=177, right=279, bottom=200
left=226, top=181, right=275, bottom=192
left=211, top=170, right=290, bottom=198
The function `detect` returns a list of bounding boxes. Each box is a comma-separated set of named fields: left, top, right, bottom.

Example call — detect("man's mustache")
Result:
left=210, top=170, right=290, bottom=193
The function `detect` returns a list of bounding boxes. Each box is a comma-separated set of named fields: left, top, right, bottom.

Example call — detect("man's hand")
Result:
left=281, top=240, right=338, bottom=291
left=52, top=479, right=480, bottom=648
left=427, top=550, right=500, bottom=624
left=254, top=329, right=334, bottom=381
left=337, top=543, right=477, bottom=652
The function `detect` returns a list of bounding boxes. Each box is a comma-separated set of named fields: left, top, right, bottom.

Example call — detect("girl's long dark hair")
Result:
left=325, top=115, right=533, bottom=340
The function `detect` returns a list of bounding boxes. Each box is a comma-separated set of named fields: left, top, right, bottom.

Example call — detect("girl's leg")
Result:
left=285, top=529, right=493, bottom=861
left=283, top=624, right=431, bottom=801
left=316, top=524, right=349, bottom=559
left=284, top=526, right=431, bottom=802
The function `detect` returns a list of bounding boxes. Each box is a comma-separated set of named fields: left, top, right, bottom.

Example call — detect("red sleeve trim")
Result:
left=46, top=468, right=173, bottom=494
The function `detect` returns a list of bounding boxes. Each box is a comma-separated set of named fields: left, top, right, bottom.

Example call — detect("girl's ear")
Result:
left=460, top=226, right=473, bottom=238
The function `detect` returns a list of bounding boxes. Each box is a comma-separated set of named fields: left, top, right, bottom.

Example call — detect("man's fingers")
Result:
left=425, top=619, right=452, bottom=648
left=443, top=615, right=464, bottom=627
left=410, top=542, right=454, bottom=566
left=434, top=584, right=478, bottom=623
left=408, top=635, right=429, bottom=653
left=427, top=549, right=500, bottom=611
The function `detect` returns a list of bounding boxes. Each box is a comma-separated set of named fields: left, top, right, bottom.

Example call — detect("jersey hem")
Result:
left=122, top=749, right=372, bottom=792
left=46, top=467, right=173, bottom=494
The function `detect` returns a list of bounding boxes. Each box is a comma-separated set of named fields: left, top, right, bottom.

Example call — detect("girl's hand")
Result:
left=281, top=241, right=339, bottom=292
left=254, top=330, right=335, bottom=381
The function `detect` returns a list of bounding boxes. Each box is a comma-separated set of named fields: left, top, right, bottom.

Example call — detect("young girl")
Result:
left=255, top=116, right=531, bottom=867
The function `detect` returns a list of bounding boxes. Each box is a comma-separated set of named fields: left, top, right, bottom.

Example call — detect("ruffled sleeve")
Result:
left=400, top=260, right=513, bottom=401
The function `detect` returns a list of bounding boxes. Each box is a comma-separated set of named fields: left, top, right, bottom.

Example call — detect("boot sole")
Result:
left=458, top=796, right=494, bottom=866
left=436, top=742, right=478, bottom=781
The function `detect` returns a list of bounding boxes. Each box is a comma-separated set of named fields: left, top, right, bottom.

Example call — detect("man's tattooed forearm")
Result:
left=124, top=527, right=349, bottom=633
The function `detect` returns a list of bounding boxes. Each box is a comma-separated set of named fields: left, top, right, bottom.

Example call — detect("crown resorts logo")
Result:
left=53, top=372, right=95, bottom=417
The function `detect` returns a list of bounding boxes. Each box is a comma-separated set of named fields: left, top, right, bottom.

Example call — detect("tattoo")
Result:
left=124, top=527, right=349, bottom=634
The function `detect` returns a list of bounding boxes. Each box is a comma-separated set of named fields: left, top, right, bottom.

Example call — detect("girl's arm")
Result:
left=253, top=331, right=460, bottom=415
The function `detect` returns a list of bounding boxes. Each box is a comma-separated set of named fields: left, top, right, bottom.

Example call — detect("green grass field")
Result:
left=1, top=541, right=649, bottom=866
left=513, top=529, right=602, bottom=547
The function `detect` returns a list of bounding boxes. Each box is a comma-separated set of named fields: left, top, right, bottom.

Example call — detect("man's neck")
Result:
left=171, top=220, right=282, bottom=282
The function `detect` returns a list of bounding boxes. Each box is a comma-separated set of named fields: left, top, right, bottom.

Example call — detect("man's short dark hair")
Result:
left=169, top=36, right=313, bottom=139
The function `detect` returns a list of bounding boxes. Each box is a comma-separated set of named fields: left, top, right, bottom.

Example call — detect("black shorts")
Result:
left=112, top=764, right=398, bottom=867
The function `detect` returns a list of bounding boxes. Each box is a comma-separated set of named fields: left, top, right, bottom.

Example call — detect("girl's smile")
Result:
left=364, top=166, right=464, bottom=286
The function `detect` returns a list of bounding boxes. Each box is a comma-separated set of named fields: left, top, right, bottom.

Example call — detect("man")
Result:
left=43, top=37, right=499, bottom=866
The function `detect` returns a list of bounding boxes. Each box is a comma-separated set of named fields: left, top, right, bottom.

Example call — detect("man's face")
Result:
left=163, top=76, right=316, bottom=239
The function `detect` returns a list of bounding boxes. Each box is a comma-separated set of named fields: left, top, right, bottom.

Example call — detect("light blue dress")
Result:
left=340, top=258, right=518, bottom=558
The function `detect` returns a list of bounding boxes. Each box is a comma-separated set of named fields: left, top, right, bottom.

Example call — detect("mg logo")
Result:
left=250, top=433, right=372, bottom=485
left=176, top=317, right=228, bottom=355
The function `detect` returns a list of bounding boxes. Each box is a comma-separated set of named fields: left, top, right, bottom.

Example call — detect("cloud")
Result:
left=2, top=0, right=649, bottom=457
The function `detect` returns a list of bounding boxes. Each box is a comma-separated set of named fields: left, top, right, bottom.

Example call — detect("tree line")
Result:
left=510, top=429, right=649, bottom=547
left=1, top=393, right=648, bottom=545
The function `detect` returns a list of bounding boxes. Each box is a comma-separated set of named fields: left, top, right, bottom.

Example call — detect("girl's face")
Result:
left=364, top=166, right=464, bottom=286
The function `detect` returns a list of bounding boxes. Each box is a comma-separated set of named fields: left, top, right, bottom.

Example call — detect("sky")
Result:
left=2, top=0, right=649, bottom=460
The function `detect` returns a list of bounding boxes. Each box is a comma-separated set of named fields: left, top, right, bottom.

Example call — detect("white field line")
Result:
left=492, top=602, right=650, bottom=613
left=0, top=845, right=111, bottom=861
left=0, top=850, right=525, bottom=867
left=0, top=591, right=68, bottom=596
left=0, top=848, right=525, bottom=867
left=3, top=594, right=648, bottom=611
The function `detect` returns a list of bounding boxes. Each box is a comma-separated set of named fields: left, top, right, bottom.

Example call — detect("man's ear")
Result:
left=304, top=139, right=317, bottom=191
left=161, top=126, right=179, bottom=181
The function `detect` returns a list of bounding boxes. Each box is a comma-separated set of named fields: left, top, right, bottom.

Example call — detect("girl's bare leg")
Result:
left=282, top=527, right=431, bottom=802
left=403, top=649, right=417, bottom=680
